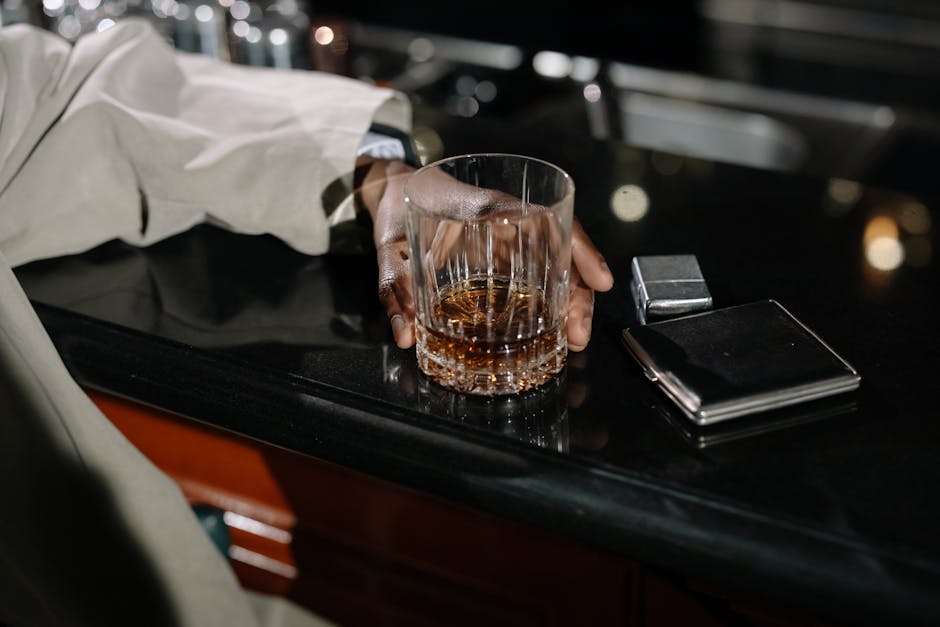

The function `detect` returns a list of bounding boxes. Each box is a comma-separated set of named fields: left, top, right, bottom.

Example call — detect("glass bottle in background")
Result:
left=227, top=0, right=310, bottom=69
left=172, top=0, right=229, bottom=60
left=30, top=0, right=315, bottom=69
left=38, top=0, right=175, bottom=44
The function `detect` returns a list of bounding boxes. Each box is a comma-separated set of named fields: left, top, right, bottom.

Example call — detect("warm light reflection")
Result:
left=314, top=25, right=334, bottom=45
left=864, top=215, right=904, bottom=271
left=532, top=51, right=572, bottom=78
left=610, top=184, right=649, bottom=222
left=828, top=178, right=863, bottom=206
left=865, top=237, right=904, bottom=271
left=898, top=201, right=931, bottom=235
left=861, top=196, right=934, bottom=272
left=864, top=215, right=899, bottom=243
left=218, top=0, right=234, bottom=6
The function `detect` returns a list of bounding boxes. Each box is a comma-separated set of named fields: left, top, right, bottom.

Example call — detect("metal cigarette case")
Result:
left=630, top=254, right=712, bottom=323
left=621, top=300, right=862, bottom=426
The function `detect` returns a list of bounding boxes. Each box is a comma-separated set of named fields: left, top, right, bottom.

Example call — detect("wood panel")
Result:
left=86, top=388, right=844, bottom=627
left=87, top=389, right=638, bottom=626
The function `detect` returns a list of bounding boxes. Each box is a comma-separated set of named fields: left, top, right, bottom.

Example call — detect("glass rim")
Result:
left=404, top=152, right=575, bottom=220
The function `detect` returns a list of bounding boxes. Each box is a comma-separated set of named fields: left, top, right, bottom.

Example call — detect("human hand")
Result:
left=355, top=157, right=614, bottom=352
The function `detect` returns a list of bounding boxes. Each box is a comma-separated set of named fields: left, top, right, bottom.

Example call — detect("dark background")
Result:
left=307, top=0, right=940, bottom=196
left=310, top=2, right=706, bottom=71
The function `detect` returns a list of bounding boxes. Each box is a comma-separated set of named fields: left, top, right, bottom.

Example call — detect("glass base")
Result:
left=414, top=322, right=567, bottom=396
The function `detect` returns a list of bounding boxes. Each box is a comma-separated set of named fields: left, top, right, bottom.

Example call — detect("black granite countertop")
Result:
left=15, top=88, right=940, bottom=626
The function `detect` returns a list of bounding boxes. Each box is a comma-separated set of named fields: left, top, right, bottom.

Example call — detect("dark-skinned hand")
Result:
left=356, top=157, right=614, bottom=352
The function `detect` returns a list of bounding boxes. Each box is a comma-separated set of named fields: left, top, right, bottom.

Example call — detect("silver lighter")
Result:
left=631, top=254, right=713, bottom=324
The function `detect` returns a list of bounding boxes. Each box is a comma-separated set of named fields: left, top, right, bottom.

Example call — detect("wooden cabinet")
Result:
left=87, top=389, right=844, bottom=627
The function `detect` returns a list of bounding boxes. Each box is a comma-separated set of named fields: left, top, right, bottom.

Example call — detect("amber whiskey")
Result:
left=415, top=275, right=567, bottom=395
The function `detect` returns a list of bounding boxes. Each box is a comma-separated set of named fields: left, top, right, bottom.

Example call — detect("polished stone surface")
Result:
left=16, top=88, right=940, bottom=627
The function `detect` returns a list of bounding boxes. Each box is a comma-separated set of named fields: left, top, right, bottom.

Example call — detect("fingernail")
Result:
left=600, top=260, right=613, bottom=278
left=391, top=314, right=407, bottom=340
left=581, top=316, right=592, bottom=336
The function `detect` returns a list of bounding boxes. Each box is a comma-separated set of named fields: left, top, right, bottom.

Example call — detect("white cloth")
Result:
left=0, top=18, right=409, bottom=627
left=0, top=18, right=410, bottom=266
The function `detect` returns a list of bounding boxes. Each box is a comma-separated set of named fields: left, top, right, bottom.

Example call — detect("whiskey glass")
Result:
left=404, top=153, right=575, bottom=396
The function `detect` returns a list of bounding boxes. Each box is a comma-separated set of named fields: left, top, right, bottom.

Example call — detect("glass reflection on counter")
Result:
left=383, top=346, right=615, bottom=454
left=417, top=376, right=571, bottom=453
left=656, top=395, right=860, bottom=449
left=384, top=346, right=568, bottom=452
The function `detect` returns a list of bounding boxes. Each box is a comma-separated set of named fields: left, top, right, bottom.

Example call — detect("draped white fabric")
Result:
left=0, top=18, right=409, bottom=627
left=0, top=18, right=410, bottom=266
